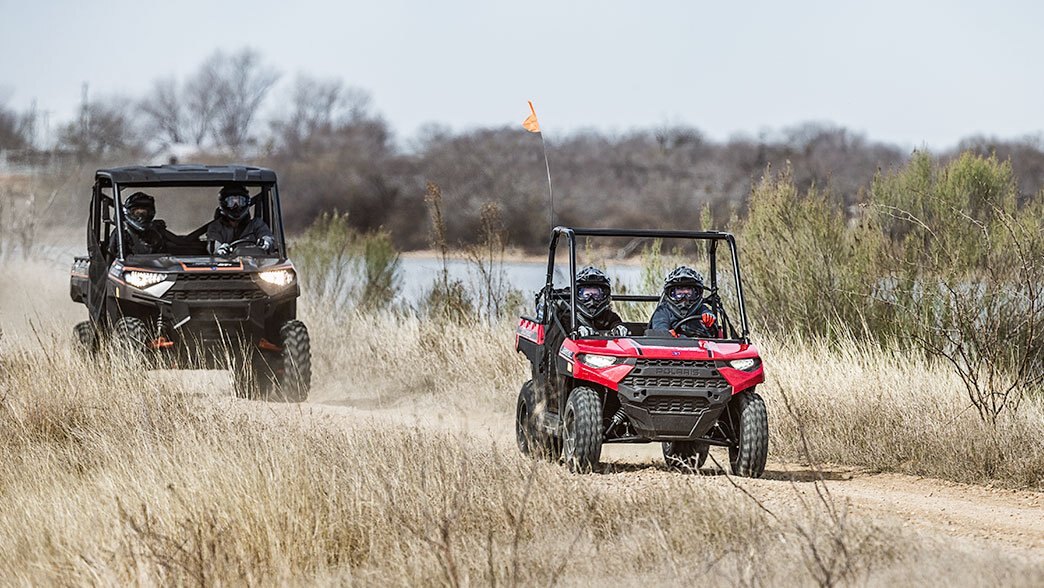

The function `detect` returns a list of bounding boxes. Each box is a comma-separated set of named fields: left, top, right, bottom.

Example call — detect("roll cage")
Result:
left=92, top=165, right=289, bottom=262
left=543, top=227, right=752, bottom=342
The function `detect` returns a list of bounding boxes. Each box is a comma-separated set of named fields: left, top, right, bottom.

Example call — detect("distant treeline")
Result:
left=3, top=48, right=1044, bottom=251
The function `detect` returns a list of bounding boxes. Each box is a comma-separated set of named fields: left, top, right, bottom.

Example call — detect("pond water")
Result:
left=397, top=256, right=648, bottom=306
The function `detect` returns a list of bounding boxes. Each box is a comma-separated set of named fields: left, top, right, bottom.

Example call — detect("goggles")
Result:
left=127, top=206, right=155, bottom=223
left=668, top=285, right=701, bottom=303
left=222, top=194, right=251, bottom=209
left=577, top=285, right=608, bottom=303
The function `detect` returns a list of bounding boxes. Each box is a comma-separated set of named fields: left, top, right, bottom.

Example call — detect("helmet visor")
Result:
left=668, top=285, right=701, bottom=304
left=578, top=285, right=608, bottom=303
left=127, top=206, right=155, bottom=225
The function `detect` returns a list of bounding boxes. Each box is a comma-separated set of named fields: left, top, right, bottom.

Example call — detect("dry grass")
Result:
left=0, top=340, right=905, bottom=586
left=1, top=258, right=1042, bottom=585
left=760, top=337, right=1044, bottom=489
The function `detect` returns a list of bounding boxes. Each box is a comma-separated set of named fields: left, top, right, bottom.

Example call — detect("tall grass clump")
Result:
left=741, top=154, right=1044, bottom=424
left=422, top=181, right=474, bottom=322
left=741, top=164, right=882, bottom=337
left=870, top=151, right=1044, bottom=422
left=293, top=211, right=401, bottom=311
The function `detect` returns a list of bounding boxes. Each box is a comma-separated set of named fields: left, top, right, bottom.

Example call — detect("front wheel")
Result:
left=277, top=320, right=311, bottom=402
left=111, top=316, right=148, bottom=360
left=562, top=386, right=603, bottom=473
left=728, top=391, right=768, bottom=478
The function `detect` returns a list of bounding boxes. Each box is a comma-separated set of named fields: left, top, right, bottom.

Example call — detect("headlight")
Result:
left=259, top=269, right=295, bottom=286
left=579, top=354, right=618, bottom=369
left=728, top=358, right=759, bottom=371
left=124, top=270, right=166, bottom=289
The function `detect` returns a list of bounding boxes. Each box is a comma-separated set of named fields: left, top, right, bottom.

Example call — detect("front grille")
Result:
left=645, top=396, right=710, bottom=414
left=178, top=272, right=252, bottom=281
left=165, top=289, right=267, bottom=301
left=164, top=273, right=265, bottom=302
left=621, top=359, right=729, bottom=391
left=626, top=375, right=728, bottom=389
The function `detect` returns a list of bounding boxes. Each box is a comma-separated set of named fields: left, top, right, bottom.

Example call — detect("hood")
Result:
left=565, top=336, right=760, bottom=362
left=120, top=254, right=288, bottom=273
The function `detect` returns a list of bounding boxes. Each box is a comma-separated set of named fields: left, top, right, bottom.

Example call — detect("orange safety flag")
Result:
left=522, top=100, right=541, bottom=133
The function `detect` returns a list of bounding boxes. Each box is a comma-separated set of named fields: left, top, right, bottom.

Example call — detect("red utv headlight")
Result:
left=578, top=353, right=619, bottom=369
left=728, top=358, right=761, bottom=371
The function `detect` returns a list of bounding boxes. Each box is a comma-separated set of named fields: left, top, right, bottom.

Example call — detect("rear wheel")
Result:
left=728, top=391, right=768, bottom=478
left=562, top=386, right=603, bottom=473
left=517, top=380, right=558, bottom=460
left=73, top=321, right=99, bottom=356
left=662, top=440, right=709, bottom=471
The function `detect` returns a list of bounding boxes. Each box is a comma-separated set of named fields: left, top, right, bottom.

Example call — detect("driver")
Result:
left=648, top=266, right=718, bottom=338
left=206, top=185, right=276, bottom=256
left=572, top=267, right=629, bottom=337
left=108, top=191, right=171, bottom=256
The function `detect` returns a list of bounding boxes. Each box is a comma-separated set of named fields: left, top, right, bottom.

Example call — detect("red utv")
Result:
left=514, top=227, right=767, bottom=475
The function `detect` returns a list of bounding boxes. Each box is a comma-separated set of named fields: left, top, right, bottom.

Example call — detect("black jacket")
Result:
left=206, top=212, right=274, bottom=246
left=579, top=308, right=625, bottom=332
left=649, top=300, right=717, bottom=338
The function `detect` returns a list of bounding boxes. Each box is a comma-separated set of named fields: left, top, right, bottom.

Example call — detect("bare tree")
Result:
left=57, top=95, right=142, bottom=160
left=271, top=74, right=376, bottom=153
left=139, top=77, right=184, bottom=146
left=184, top=56, right=222, bottom=148
left=209, top=49, right=280, bottom=154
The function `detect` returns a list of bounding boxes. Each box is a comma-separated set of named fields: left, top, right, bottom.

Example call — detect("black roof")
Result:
left=96, top=164, right=277, bottom=186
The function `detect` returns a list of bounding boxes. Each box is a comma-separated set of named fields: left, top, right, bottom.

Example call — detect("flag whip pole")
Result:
left=523, top=100, right=555, bottom=232
left=539, top=132, right=554, bottom=231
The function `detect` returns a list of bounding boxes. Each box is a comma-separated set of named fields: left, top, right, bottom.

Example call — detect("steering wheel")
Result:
left=228, top=238, right=258, bottom=249
left=212, top=237, right=263, bottom=258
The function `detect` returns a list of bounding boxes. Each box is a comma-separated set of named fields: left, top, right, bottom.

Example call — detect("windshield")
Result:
left=110, top=184, right=280, bottom=259
left=544, top=231, right=748, bottom=340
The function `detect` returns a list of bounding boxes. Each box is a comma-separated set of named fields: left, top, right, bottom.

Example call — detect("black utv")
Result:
left=70, top=165, right=311, bottom=401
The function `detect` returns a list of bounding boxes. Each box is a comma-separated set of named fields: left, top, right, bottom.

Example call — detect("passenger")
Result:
left=207, top=185, right=276, bottom=256
left=648, top=266, right=718, bottom=338
left=572, top=266, right=629, bottom=337
left=108, top=191, right=170, bottom=256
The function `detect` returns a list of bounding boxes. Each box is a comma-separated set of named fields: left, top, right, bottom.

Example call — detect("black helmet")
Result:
left=576, top=266, right=612, bottom=322
left=218, top=185, right=251, bottom=221
left=663, top=266, right=705, bottom=314
left=122, top=192, right=156, bottom=234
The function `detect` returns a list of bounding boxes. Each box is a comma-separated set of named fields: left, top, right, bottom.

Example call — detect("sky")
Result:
left=1, top=0, right=1042, bottom=150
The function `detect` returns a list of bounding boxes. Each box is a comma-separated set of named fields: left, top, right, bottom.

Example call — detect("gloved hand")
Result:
left=576, top=325, right=595, bottom=338
left=258, top=236, right=275, bottom=252
left=701, top=312, right=716, bottom=329
left=610, top=324, right=630, bottom=337
left=215, top=242, right=233, bottom=257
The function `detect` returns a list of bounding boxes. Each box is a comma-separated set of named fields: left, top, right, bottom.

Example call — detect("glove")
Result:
left=701, top=312, right=716, bottom=328
left=576, top=325, right=595, bottom=338
left=258, top=236, right=275, bottom=252
left=215, top=242, right=233, bottom=257
left=610, top=324, right=630, bottom=337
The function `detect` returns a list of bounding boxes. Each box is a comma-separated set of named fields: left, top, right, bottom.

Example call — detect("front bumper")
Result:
left=615, top=360, right=732, bottom=441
